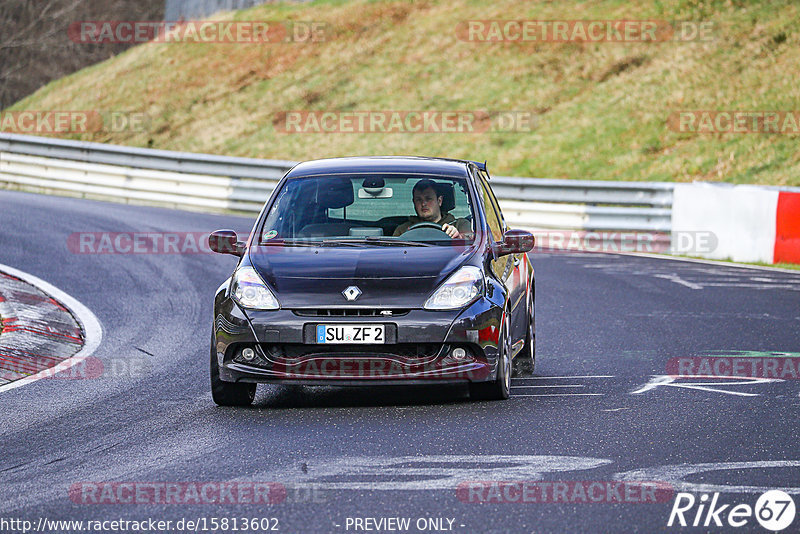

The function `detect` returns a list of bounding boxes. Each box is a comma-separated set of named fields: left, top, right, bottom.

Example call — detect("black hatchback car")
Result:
left=209, top=157, right=535, bottom=406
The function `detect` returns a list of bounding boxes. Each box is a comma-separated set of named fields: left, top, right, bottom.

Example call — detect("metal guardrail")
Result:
left=165, top=0, right=278, bottom=21
left=490, top=176, right=674, bottom=207
left=491, top=177, right=673, bottom=232
left=0, top=133, right=294, bottom=179
left=0, top=133, right=674, bottom=232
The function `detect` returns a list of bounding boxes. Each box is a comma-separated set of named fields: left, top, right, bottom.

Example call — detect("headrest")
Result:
left=434, top=182, right=455, bottom=213
left=317, top=179, right=354, bottom=209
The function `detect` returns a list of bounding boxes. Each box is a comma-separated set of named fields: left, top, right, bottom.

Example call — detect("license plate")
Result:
left=316, top=324, right=385, bottom=344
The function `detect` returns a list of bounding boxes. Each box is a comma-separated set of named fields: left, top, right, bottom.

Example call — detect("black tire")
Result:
left=513, top=288, right=536, bottom=377
left=210, top=339, right=256, bottom=407
left=470, top=312, right=511, bottom=401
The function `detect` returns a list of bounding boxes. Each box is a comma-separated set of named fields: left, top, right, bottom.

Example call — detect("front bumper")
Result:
left=212, top=296, right=503, bottom=385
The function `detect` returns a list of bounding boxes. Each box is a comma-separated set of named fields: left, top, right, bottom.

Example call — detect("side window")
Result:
left=479, top=170, right=506, bottom=228
left=477, top=175, right=503, bottom=242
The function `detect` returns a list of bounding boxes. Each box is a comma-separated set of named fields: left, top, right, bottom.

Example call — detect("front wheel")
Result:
left=469, top=313, right=511, bottom=401
left=210, top=339, right=256, bottom=407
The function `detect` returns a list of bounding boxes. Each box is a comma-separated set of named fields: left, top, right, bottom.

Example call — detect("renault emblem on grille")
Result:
left=342, top=286, right=362, bottom=301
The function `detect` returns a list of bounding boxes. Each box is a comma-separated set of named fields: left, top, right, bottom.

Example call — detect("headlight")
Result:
left=230, top=266, right=280, bottom=310
left=423, top=266, right=484, bottom=310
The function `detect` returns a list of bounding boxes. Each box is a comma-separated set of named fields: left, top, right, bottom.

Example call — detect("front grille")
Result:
left=276, top=343, right=443, bottom=360
left=230, top=343, right=488, bottom=379
left=292, top=309, right=409, bottom=317
left=232, top=343, right=446, bottom=368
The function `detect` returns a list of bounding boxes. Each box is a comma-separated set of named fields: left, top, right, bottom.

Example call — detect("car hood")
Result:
left=247, top=244, right=477, bottom=308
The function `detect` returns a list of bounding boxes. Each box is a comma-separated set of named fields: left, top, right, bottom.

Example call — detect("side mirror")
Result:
left=209, top=229, right=244, bottom=256
left=493, top=229, right=535, bottom=257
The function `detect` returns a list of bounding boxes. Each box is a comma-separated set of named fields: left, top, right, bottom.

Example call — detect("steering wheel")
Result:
left=407, top=222, right=448, bottom=233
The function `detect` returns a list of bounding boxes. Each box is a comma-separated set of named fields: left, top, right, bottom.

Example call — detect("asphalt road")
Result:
left=1, top=190, right=799, bottom=534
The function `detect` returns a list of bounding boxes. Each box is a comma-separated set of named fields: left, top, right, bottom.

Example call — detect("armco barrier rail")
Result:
left=0, top=133, right=674, bottom=232
left=490, top=177, right=672, bottom=232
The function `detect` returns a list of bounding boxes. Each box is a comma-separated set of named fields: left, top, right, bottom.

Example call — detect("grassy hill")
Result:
left=5, top=0, right=800, bottom=185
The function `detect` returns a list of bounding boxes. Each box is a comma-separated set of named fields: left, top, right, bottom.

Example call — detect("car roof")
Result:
left=284, top=156, right=482, bottom=179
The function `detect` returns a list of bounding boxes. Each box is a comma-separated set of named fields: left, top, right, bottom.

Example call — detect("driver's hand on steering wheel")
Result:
left=441, top=223, right=461, bottom=239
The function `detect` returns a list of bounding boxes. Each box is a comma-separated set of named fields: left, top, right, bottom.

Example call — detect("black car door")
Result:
left=477, top=170, right=527, bottom=348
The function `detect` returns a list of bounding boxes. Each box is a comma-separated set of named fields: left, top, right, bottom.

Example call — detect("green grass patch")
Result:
left=4, top=0, right=799, bottom=184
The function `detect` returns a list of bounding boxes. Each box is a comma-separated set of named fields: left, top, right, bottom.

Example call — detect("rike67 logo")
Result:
left=668, top=490, right=796, bottom=531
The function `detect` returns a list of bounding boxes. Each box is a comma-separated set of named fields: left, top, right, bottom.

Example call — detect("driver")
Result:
left=393, top=179, right=471, bottom=238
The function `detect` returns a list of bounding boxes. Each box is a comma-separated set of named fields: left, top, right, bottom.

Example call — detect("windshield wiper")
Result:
left=361, top=237, right=433, bottom=247
left=258, top=238, right=432, bottom=247
left=319, top=240, right=367, bottom=247
left=257, top=240, right=318, bottom=247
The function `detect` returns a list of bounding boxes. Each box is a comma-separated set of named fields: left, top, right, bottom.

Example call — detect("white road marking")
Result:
left=253, top=454, right=800, bottom=496
left=513, top=393, right=604, bottom=397
left=606, top=251, right=800, bottom=275
left=513, top=375, right=614, bottom=379
left=0, top=263, right=103, bottom=394
left=580, top=259, right=800, bottom=292
left=251, top=455, right=613, bottom=491
left=511, top=376, right=610, bottom=396
left=631, top=375, right=782, bottom=397
left=703, top=283, right=800, bottom=290
left=615, top=461, right=800, bottom=494
left=511, top=384, right=586, bottom=389
left=654, top=273, right=703, bottom=289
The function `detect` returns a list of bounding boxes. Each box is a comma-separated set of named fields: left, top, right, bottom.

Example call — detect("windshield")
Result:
left=258, top=174, right=476, bottom=245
